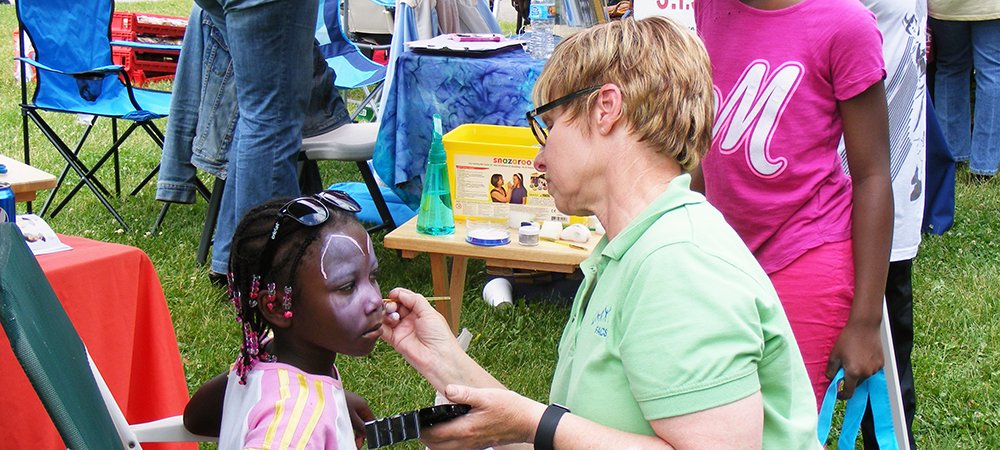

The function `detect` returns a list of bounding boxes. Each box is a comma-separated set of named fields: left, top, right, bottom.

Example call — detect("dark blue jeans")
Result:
left=192, top=0, right=349, bottom=274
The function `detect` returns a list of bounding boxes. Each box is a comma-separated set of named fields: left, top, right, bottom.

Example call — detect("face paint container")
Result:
left=518, top=224, right=540, bottom=246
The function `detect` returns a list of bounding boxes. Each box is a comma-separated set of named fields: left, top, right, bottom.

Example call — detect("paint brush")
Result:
left=540, top=236, right=588, bottom=250
left=383, top=296, right=450, bottom=303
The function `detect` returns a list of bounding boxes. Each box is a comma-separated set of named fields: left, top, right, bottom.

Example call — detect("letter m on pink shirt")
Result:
left=712, top=60, right=804, bottom=179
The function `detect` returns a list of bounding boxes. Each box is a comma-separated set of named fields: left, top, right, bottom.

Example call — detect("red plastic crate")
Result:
left=112, top=45, right=179, bottom=64
left=113, top=47, right=178, bottom=72
left=371, top=49, right=388, bottom=66
left=111, top=11, right=187, bottom=42
left=112, top=47, right=178, bottom=86
left=125, top=70, right=174, bottom=87
left=11, top=31, right=36, bottom=82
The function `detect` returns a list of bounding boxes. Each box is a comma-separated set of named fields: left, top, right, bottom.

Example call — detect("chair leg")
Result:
left=112, top=118, right=121, bottom=196
left=48, top=131, right=134, bottom=218
left=193, top=177, right=212, bottom=201
left=40, top=118, right=110, bottom=217
left=131, top=163, right=160, bottom=197
left=197, top=178, right=226, bottom=266
left=357, top=161, right=396, bottom=233
left=348, top=83, right=384, bottom=122
left=151, top=203, right=170, bottom=235
left=22, top=110, right=37, bottom=214
left=26, top=111, right=130, bottom=231
left=130, top=121, right=167, bottom=197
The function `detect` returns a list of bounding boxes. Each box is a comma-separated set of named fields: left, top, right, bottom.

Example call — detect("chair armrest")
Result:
left=355, top=42, right=391, bottom=52
left=130, top=415, right=218, bottom=443
left=14, top=57, right=123, bottom=76
left=110, top=40, right=183, bottom=52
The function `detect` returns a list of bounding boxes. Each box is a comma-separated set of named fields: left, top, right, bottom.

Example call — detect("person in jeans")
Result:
left=188, top=0, right=351, bottom=280
left=157, top=5, right=349, bottom=206
left=929, top=1, right=1000, bottom=180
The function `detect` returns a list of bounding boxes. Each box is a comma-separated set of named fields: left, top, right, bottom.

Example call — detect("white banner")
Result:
left=632, top=0, right=696, bottom=31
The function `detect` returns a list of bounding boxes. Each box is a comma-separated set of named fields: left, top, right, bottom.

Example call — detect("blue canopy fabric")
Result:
left=372, top=0, right=513, bottom=208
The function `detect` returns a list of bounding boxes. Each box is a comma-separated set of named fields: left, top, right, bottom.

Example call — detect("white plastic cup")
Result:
left=482, top=278, right=513, bottom=308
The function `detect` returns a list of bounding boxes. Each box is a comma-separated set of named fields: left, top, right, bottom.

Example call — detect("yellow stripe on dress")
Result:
left=279, top=373, right=311, bottom=449
left=295, top=379, right=327, bottom=450
left=262, top=369, right=291, bottom=449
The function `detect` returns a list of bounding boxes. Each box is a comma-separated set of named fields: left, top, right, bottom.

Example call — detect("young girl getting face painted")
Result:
left=184, top=192, right=384, bottom=450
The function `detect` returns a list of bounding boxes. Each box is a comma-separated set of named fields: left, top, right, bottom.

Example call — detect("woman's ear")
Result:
left=592, top=84, right=625, bottom=136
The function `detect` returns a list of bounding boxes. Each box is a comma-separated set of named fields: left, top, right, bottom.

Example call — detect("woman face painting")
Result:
left=292, top=222, right=385, bottom=358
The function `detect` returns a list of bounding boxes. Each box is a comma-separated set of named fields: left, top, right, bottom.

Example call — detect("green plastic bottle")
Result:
left=416, top=115, right=455, bottom=235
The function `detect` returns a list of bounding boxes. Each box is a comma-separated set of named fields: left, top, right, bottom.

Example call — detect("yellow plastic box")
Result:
left=444, top=124, right=581, bottom=224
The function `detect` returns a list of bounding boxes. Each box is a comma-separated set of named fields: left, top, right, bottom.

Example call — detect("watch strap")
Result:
left=534, top=403, right=570, bottom=450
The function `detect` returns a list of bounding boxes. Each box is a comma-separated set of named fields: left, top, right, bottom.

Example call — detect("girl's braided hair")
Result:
left=227, top=197, right=357, bottom=383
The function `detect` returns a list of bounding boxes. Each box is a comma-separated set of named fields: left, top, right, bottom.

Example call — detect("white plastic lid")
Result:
left=519, top=224, right=540, bottom=235
left=466, top=227, right=511, bottom=246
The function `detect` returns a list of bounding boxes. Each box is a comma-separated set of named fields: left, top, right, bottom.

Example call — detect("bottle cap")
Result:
left=0, top=164, right=7, bottom=174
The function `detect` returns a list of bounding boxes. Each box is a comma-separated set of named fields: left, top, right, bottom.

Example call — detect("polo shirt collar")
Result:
left=596, top=173, right=703, bottom=262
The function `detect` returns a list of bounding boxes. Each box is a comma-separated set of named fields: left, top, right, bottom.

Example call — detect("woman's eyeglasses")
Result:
left=525, top=86, right=601, bottom=146
left=257, top=190, right=361, bottom=276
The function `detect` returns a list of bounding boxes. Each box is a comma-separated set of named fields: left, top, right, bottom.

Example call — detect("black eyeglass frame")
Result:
left=525, top=85, right=601, bottom=146
left=257, top=190, right=362, bottom=278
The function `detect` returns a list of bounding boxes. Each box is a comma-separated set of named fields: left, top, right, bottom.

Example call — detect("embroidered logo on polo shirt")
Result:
left=590, top=306, right=611, bottom=338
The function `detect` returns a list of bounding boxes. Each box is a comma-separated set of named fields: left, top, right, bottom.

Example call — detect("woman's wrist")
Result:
left=522, top=399, right=550, bottom=444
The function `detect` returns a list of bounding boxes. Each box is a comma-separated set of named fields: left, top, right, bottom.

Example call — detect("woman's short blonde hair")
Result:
left=532, top=17, right=714, bottom=172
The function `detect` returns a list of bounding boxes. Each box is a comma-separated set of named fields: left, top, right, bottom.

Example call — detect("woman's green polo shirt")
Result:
left=548, top=174, right=819, bottom=448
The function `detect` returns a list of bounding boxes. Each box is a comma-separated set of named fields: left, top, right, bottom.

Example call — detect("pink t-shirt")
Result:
left=694, top=0, right=886, bottom=273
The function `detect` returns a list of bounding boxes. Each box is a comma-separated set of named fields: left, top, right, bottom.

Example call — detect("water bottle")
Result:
left=416, top=114, right=455, bottom=236
left=527, top=0, right=556, bottom=59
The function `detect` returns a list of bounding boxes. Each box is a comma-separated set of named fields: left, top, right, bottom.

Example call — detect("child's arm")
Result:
left=183, top=372, right=229, bottom=437
left=829, top=80, right=892, bottom=400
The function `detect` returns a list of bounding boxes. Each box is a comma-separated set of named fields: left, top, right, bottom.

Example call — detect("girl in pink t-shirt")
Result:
left=692, top=0, right=893, bottom=406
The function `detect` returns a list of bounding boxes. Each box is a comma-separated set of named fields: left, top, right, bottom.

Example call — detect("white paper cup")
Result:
left=482, top=278, right=513, bottom=308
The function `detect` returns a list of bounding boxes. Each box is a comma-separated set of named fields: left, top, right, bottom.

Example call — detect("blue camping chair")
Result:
left=16, top=0, right=174, bottom=231
left=316, top=0, right=390, bottom=121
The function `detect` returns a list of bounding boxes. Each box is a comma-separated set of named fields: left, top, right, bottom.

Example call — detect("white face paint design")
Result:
left=320, top=234, right=366, bottom=280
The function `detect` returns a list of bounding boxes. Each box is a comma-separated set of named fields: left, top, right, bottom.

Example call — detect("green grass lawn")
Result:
left=1, top=1, right=998, bottom=448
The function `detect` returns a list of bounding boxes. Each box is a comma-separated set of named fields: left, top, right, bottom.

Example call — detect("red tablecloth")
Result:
left=0, top=235, right=195, bottom=450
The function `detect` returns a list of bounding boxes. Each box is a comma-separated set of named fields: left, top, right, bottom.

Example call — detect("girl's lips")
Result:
left=362, top=323, right=383, bottom=339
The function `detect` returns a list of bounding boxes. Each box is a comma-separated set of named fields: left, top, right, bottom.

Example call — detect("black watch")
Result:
left=534, top=403, right=570, bottom=450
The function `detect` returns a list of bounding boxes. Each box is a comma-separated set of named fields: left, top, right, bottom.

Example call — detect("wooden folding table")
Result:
left=384, top=217, right=599, bottom=334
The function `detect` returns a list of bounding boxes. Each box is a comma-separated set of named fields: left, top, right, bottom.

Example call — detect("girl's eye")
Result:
left=336, top=282, right=356, bottom=292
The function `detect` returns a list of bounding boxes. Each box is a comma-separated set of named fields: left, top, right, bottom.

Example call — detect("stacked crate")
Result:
left=110, top=12, right=187, bottom=86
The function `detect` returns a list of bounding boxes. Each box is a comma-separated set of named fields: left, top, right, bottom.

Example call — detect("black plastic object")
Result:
left=365, top=403, right=472, bottom=448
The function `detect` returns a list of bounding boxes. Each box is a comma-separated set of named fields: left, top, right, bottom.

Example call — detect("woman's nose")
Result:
left=533, top=152, right=546, bottom=172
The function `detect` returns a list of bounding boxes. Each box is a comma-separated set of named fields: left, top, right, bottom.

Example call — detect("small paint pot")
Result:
left=466, top=226, right=511, bottom=247
left=518, top=224, right=540, bottom=246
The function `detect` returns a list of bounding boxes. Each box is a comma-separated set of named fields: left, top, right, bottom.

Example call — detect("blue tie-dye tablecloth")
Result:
left=373, top=48, right=546, bottom=209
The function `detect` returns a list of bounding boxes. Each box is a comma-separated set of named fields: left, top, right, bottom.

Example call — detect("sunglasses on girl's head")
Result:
left=258, top=190, right=361, bottom=276
left=525, top=85, right=601, bottom=146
